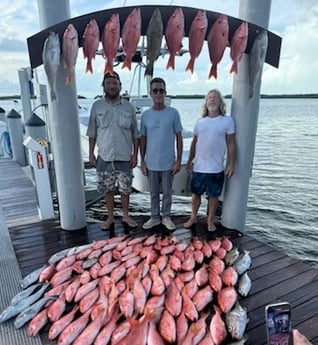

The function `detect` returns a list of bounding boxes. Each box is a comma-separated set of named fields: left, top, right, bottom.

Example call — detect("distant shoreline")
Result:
left=1, top=93, right=318, bottom=101
left=171, top=93, right=318, bottom=99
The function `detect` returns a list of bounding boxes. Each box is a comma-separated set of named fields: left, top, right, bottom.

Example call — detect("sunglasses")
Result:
left=151, top=88, right=166, bottom=94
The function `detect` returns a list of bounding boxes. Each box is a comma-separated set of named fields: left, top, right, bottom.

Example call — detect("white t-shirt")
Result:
left=193, top=115, right=235, bottom=173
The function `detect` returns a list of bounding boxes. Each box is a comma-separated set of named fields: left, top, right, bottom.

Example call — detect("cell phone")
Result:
left=265, top=302, right=293, bottom=345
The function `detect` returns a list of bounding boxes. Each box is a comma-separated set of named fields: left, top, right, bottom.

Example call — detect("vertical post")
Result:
left=221, top=0, right=271, bottom=231
left=25, top=113, right=47, bottom=141
left=6, top=110, right=27, bottom=166
left=18, top=68, right=33, bottom=124
left=37, top=0, right=86, bottom=230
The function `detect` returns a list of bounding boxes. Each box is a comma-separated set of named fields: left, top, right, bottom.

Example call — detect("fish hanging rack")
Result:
left=27, top=5, right=282, bottom=70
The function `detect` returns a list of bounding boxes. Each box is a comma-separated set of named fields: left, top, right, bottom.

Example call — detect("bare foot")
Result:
left=207, top=222, right=216, bottom=232
left=183, top=218, right=197, bottom=228
left=122, top=216, right=138, bottom=228
left=101, top=218, right=115, bottom=230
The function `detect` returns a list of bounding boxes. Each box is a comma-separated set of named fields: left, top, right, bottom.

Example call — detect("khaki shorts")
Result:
left=96, top=158, right=132, bottom=194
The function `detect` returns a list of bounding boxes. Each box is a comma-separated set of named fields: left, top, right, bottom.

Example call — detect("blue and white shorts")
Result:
left=96, top=158, right=132, bottom=195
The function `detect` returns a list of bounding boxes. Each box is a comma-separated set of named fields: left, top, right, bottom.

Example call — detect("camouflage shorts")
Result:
left=96, top=159, right=132, bottom=195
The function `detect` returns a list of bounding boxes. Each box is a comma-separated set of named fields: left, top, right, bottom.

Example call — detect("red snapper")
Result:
left=207, top=14, right=229, bottom=79
left=165, top=7, right=184, bottom=70
left=186, top=10, right=208, bottom=73
left=230, top=21, right=249, bottom=73
left=122, top=8, right=141, bottom=70
left=62, top=23, right=79, bottom=85
left=82, top=18, right=100, bottom=73
left=102, top=13, right=120, bottom=75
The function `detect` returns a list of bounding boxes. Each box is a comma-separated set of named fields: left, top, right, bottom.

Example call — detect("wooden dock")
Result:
left=1, top=158, right=318, bottom=345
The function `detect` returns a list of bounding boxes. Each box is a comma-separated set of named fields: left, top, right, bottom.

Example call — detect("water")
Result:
left=1, top=97, right=317, bottom=268
left=173, top=98, right=318, bottom=268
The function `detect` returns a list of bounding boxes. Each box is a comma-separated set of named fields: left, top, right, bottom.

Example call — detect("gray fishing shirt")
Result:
left=86, top=97, right=139, bottom=162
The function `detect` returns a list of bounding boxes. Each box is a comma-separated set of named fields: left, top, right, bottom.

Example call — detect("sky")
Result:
left=0, top=0, right=317, bottom=98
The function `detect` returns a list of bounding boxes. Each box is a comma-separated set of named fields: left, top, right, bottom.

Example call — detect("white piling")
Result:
left=37, top=0, right=86, bottom=230
left=221, top=0, right=272, bottom=231
left=6, top=110, right=27, bottom=166
left=18, top=68, right=33, bottom=124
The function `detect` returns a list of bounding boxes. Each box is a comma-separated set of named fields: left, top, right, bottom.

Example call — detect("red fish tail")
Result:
left=209, top=64, right=217, bottom=79
left=104, top=61, right=114, bottom=75
left=230, top=62, right=238, bottom=74
left=122, top=57, right=132, bottom=71
left=166, top=55, right=175, bottom=70
left=65, top=71, right=74, bottom=85
left=86, top=60, right=93, bottom=74
left=185, top=58, right=194, bottom=73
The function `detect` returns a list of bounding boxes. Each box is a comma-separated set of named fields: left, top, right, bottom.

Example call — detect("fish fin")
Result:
left=144, top=62, right=154, bottom=77
left=86, top=60, right=93, bottom=74
left=209, top=64, right=217, bottom=79
left=166, top=55, right=175, bottom=70
left=230, top=62, right=238, bottom=74
left=185, top=58, right=194, bottom=73
left=122, top=58, right=132, bottom=71
left=65, top=72, right=74, bottom=85
left=51, top=89, right=58, bottom=102
left=249, top=86, right=254, bottom=98
left=104, top=60, right=114, bottom=75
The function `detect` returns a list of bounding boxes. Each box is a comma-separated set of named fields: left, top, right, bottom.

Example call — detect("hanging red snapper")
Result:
left=82, top=18, right=100, bottom=74
left=62, top=23, right=79, bottom=85
left=230, top=21, right=248, bottom=74
left=185, top=10, right=208, bottom=73
left=165, top=7, right=184, bottom=70
left=122, top=8, right=141, bottom=70
left=102, top=13, right=120, bottom=75
left=207, top=14, right=229, bottom=79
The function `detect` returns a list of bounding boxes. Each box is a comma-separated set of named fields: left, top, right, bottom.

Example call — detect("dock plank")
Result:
left=1, top=158, right=318, bottom=345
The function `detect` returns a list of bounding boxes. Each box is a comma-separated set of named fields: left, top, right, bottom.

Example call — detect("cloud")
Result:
left=0, top=0, right=316, bottom=97
left=0, top=38, right=27, bottom=52
left=260, top=1, right=318, bottom=94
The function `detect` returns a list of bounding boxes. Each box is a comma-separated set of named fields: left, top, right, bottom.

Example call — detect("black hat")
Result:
left=103, top=71, right=121, bottom=83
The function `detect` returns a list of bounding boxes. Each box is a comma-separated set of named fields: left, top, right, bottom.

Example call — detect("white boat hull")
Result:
left=132, top=163, right=191, bottom=195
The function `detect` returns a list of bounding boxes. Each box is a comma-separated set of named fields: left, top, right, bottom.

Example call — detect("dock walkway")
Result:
left=1, top=158, right=318, bottom=344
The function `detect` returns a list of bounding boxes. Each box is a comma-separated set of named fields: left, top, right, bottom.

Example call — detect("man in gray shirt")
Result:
left=86, top=72, right=139, bottom=231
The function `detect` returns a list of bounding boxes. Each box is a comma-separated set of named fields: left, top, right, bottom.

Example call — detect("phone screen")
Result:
left=266, top=303, right=292, bottom=345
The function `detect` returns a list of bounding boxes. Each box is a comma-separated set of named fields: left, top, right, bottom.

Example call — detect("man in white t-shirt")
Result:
left=183, top=89, right=236, bottom=232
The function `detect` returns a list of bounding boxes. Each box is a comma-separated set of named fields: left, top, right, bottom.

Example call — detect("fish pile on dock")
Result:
left=0, top=233, right=252, bottom=344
